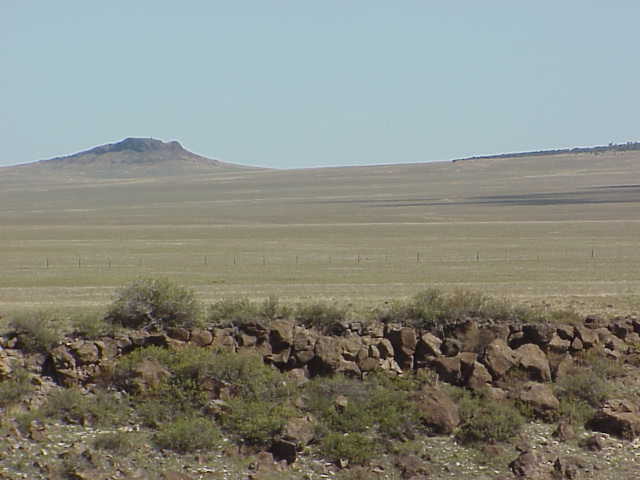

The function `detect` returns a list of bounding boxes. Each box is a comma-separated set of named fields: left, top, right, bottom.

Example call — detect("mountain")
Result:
left=3, top=137, right=262, bottom=181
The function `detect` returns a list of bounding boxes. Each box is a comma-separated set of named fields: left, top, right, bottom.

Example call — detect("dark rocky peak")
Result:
left=85, top=137, right=184, bottom=155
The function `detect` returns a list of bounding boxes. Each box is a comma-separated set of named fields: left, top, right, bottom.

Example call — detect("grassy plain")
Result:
left=1, top=150, right=640, bottom=315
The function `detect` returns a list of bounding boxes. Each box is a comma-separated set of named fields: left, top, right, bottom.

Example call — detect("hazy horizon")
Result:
left=2, top=1, right=639, bottom=169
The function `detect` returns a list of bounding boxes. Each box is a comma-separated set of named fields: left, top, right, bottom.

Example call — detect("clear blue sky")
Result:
left=2, top=1, right=639, bottom=168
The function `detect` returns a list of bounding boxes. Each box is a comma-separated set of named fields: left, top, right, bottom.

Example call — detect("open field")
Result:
left=2, top=150, right=640, bottom=315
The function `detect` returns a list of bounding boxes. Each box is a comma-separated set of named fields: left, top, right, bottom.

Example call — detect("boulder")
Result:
left=517, top=381, right=560, bottom=418
left=415, top=332, right=442, bottom=359
left=509, top=451, right=543, bottom=479
left=574, top=326, right=599, bottom=349
left=547, top=334, right=570, bottom=354
left=440, top=338, right=462, bottom=357
left=70, top=341, right=100, bottom=365
left=129, top=358, right=171, bottom=394
left=552, top=420, right=576, bottom=442
left=482, top=339, right=516, bottom=379
left=514, top=344, right=551, bottom=382
left=310, top=336, right=342, bottom=375
left=463, top=361, right=493, bottom=390
left=190, top=328, right=213, bottom=347
left=553, top=456, right=585, bottom=480
left=281, top=416, right=315, bottom=448
left=269, top=319, right=295, bottom=351
left=430, top=355, right=461, bottom=384
left=521, top=323, right=555, bottom=348
left=415, top=385, right=459, bottom=434
left=587, top=399, right=640, bottom=440
left=166, top=327, right=190, bottom=342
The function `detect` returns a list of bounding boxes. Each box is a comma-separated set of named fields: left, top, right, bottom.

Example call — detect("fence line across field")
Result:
left=14, top=247, right=638, bottom=270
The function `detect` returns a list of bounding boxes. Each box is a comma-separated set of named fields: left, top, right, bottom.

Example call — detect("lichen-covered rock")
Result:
left=482, top=338, right=516, bottom=379
left=514, top=344, right=551, bottom=382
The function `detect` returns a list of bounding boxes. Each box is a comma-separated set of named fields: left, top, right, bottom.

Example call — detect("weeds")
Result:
left=106, top=277, right=202, bottom=330
left=154, top=417, right=221, bottom=453
left=10, top=311, right=64, bottom=353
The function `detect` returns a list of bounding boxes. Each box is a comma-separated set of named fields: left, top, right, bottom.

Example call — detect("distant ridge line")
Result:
left=453, top=141, right=640, bottom=163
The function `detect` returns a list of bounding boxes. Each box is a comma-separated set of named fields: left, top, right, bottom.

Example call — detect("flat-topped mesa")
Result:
left=86, top=137, right=185, bottom=155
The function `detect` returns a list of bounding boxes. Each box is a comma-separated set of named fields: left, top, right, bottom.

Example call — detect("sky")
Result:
left=2, top=1, right=639, bottom=169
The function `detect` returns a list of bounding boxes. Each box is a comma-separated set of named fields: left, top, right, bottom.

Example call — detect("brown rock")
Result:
left=522, top=323, right=555, bottom=348
left=395, top=454, right=430, bottom=479
left=281, top=416, right=315, bottom=447
left=70, top=341, right=100, bottom=365
left=514, top=343, right=551, bottom=382
left=587, top=399, right=640, bottom=440
left=416, top=385, right=459, bottom=434
left=377, top=338, right=395, bottom=359
left=553, top=456, right=584, bottom=480
left=129, top=358, right=171, bottom=394
left=166, top=327, right=190, bottom=342
left=430, top=355, right=461, bottom=384
left=556, top=324, right=575, bottom=341
left=269, top=319, right=295, bottom=351
left=313, top=336, right=341, bottom=371
left=463, top=360, right=493, bottom=390
left=579, top=434, right=606, bottom=451
left=190, top=328, right=213, bottom=347
left=547, top=334, right=570, bottom=354
left=518, top=382, right=560, bottom=418
left=574, top=326, right=599, bottom=349
left=415, top=332, right=442, bottom=358
left=552, top=420, right=576, bottom=442
left=509, top=451, right=541, bottom=478
left=482, top=339, right=516, bottom=379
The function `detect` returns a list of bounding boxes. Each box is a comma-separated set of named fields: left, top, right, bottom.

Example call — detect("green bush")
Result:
left=207, top=295, right=291, bottom=327
left=456, top=391, right=524, bottom=444
left=222, top=398, right=294, bottom=446
left=0, top=366, right=34, bottom=408
left=93, top=431, right=137, bottom=454
left=320, top=432, right=378, bottom=465
left=10, top=311, right=64, bottom=353
left=70, top=312, right=112, bottom=339
left=295, top=301, right=348, bottom=333
left=376, top=288, right=573, bottom=334
left=555, top=370, right=609, bottom=408
left=41, top=388, right=130, bottom=427
left=304, top=373, right=423, bottom=443
left=154, top=417, right=220, bottom=453
left=105, top=277, right=202, bottom=330
left=117, top=346, right=293, bottom=429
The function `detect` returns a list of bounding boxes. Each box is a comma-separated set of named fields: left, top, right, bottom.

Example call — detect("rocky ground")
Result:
left=2, top=309, right=640, bottom=479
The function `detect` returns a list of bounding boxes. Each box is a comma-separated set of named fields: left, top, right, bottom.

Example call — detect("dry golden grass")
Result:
left=1, top=150, right=640, bottom=315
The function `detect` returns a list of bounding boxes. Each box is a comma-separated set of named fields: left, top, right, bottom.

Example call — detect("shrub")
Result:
left=117, top=346, right=293, bottom=428
left=10, top=311, right=64, bottom=353
left=0, top=366, right=34, bottom=407
left=105, top=277, right=202, bottom=330
left=93, top=431, right=137, bottom=453
left=41, top=388, right=130, bottom=427
left=304, top=373, right=423, bottom=443
left=207, top=297, right=259, bottom=326
left=555, top=370, right=609, bottom=408
left=70, top=312, right=111, bottom=339
left=207, top=295, right=291, bottom=327
left=222, top=398, right=294, bottom=446
left=295, top=301, right=348, bottom=333
left=456, top=392, right=524, bottom=444
left=153, top=417, right=220, bottom=453
left=376, top=288, right=573, bottom=334
left=320, top=432, right=378, bottom=465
